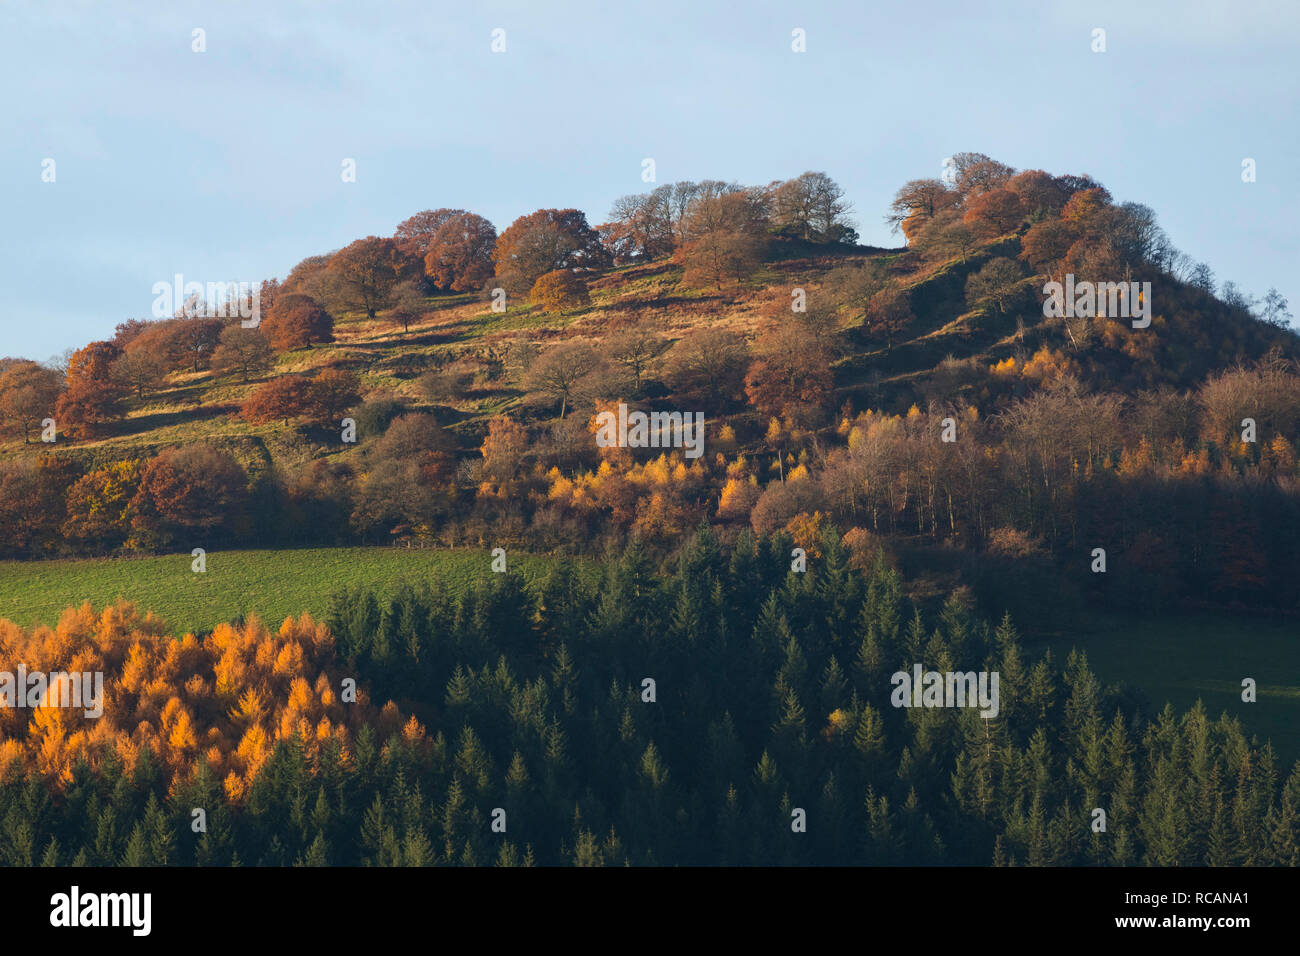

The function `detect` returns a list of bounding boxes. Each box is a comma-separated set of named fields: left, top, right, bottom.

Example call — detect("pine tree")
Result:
left=295, top=832, right=330, bottom=866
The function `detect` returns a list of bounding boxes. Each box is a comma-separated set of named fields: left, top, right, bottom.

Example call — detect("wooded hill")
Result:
left=2, top=154, right=1298, bottom=623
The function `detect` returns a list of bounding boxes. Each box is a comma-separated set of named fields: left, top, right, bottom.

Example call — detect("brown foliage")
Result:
left=962, top=187, right=1026, bottom=237
left=493, top=209, right=610, bottom=293
left=530, top=269, right=590, bottom=312
left=129, top=444, right=248, bottom=547
left=744, top=326, right=834, bottom=425
left=480, top=415, right=529, bottom=485
left=423, top=212, right=498, bottom=292
left=305, top=368, right=362, bottom=426
left=211, top=325, right=274, bottom=382
left=394, top=208, right=464, bottom=256
left=260, top=294, right=334, bottom=350
left=888, top=178, right=960, bottom=240
left=0, top=360, right=63, bottom=442
left=328, top=236, right=412, bottom=318
left=55, top=341, right=126, bottom=438
left=661, top=327, right=749, bottom=410
left=677, top=191, right=767, bottom=291
left=241, top=374, right=311, bottom=424
left=1019, top=219, right=1079, bottom=273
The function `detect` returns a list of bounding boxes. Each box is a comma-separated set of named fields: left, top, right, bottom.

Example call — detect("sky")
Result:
left=1, top=0, right=1297, bottom=360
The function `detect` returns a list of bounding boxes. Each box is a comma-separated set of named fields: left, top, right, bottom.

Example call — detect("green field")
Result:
left=1040, top=614, right=1300, bottom=764
left=0, top=547, right=577, bottom=636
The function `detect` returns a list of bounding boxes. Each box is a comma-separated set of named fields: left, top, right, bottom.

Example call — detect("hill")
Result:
left=2, top=155, right=1299, bottom=627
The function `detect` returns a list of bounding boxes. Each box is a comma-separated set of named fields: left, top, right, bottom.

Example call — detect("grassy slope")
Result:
left=0, top=548, right=577, bottom=636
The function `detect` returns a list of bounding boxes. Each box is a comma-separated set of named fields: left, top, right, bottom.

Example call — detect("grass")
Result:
left=1039, top=613, right=1300, bottom=764
left=0, top=547, right=579, bottom=637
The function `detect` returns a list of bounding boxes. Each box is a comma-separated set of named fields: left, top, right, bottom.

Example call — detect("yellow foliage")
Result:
left=784, top=511, right=827, bottom=558
left=0, top=600, right=408, bottom=798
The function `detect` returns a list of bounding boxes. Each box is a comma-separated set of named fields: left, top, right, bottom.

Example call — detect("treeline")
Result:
left=6, top=357, right=1300, bottom=619
left=0, top=529, right=1296, bottom=865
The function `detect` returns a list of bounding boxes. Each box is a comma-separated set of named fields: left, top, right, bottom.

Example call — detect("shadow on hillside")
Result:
left=119, top=402, right=235, bottom=435
left=612, top=293, right=724, bottom=313
left=348, top=329, right=462, bottom=349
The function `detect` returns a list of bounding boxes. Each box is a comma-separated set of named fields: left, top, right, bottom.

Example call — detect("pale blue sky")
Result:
left=1, top=0, right=1296, bottom=359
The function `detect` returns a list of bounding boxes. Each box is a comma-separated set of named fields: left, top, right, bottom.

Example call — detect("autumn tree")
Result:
left=530, top=270, right=590, bottom=312
left=948, top=152, right=1015, bottom=199
left=1004, top=170, right=1070, bottom=219
left=261, top=294, right=335, bottom=350
left=0, top=457, right=72, bottom=556
left=606, top=320, right=666, bottom=396
left=480, top=415, right=530, bottom=484
left=109, top=348, right=168, bottom=398
left=394, top=208, right=464, bottom=258
left=661, top=328, right=749, bottom=410
left=0, top=360, right=63, bottom=442
left=744, top=325, right=834, bottom=426
left=111, top=318, right=152, bottom=349
left=305, top=368, right=362, bottom=426
left=123, top=318, right=220, bottom=373
left=240, top=374, right=312, bottom=425
left=329, top=237, right=410, bottom=318
left=423, top=212, right=498, bottom=292
left=125, top=320, right=187, bottom=370
left=130, top=444, right=248, bottom=547
left=171, top=317, right=225, bottom=372
left=864, top=286, right=915, bottom=349
left=1060, top=188, right=1112, bottom=235
left=523, top=342, right=604, bottom=419
left=1019, top=219, right=1079, bottom=273
left=61, top=459, right=144, bottom=549
left=492, top=209, right=610, bottom=293
left=55, top=341, right=127, bottom=437
left=962, top=188, right=1027, bottom=238
left=770, top=171, right=857, bottom=243
left=352, top=413, right=456, bottom=538
left=281, top=254, right=343, bottom=309
left=887, top=178, right=959, bottom=240
left=965, top=258, right=1027, bottom=314
left=678, top=190, right=767, bottom=291
left=211, top=325, right=275, bottom=382
left=600, top=186, right=675, bottom=263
